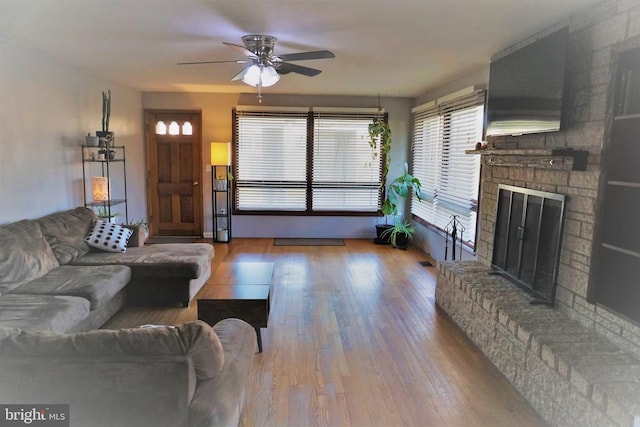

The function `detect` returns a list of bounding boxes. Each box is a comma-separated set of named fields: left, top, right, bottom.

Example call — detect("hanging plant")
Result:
left=368, top=117, right=392, bottom=190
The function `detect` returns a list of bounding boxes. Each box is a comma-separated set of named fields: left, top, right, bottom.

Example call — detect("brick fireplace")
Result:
left=434, top=1, right=640, bottom=426
left=436, top=145, right=640, bottom=424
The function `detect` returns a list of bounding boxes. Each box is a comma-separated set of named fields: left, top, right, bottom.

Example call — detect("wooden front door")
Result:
left=145, top=110, right=203, bottom=237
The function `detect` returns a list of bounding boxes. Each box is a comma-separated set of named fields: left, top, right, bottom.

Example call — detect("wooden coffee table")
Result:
left=197, top=262, right=274, bottom=352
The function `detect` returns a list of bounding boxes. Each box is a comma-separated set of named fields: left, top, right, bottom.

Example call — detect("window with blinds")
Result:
left=235, top=111, right=308, bottom=211
left=234, top=109, right=383, bottom=214
left=411, top=90, right=485, bottom=247
left=313, top=113, right=382, bottom=212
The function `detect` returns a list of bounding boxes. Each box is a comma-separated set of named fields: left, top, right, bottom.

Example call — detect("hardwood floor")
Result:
left=103, top=238, right=547, bottom=427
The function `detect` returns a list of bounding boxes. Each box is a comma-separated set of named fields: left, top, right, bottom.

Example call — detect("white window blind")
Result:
left=235, top=111, right=308, bottom=211
left=313, top=113, right=382, bottom=212
left=234, top=109, right=383, bottom=213
left=411, top=90, right=485, bottom=247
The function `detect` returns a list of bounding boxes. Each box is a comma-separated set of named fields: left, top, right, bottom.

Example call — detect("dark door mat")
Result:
left=274, top=238, right=345, bottom=246
left=146, top=236, right=199, bottom=244
left=419, top=260, right=434, bottom=267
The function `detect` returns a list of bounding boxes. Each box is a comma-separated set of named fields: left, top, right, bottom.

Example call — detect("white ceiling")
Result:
left=0, top=0, right=600, bottom=98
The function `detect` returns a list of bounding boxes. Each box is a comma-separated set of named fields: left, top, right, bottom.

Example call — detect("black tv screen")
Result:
left=486, top=27, right=569, bottom=137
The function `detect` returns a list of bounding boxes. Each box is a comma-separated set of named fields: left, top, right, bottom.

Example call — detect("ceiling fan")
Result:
left=178, top=34, right=335, bottom=100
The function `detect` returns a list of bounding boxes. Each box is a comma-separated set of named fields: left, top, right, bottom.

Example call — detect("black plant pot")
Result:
left=393, top=232, right=410, bottom=250
left=374, top=224, right=393, bottom=245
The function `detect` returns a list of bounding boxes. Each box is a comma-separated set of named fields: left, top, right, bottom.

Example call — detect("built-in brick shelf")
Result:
left=436, top=260, right=640, bottom=427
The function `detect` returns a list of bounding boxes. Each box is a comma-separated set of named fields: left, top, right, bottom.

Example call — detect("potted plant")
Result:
left=381, top=220, right=415, bottom=249
left=95, top=206, right=119, bottom=223
left=96, top=89, right=113, bottom=139
left=368, top=117, right=423, bottom=246
left=379, top=162, right=423, bottom=247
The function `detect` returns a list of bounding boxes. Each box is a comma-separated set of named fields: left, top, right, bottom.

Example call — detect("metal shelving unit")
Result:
left=211, top=165, right=231, bottom=243
left=81, top=144, right=128, bottom=223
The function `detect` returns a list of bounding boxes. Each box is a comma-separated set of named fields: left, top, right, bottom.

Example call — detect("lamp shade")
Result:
left=260, top=65, right=280, bottom=87
left=210, top=142, right=230, bottom=165
left=242, top=64, right=261, bottom=86
left=92, top=177, right=110, bottom=202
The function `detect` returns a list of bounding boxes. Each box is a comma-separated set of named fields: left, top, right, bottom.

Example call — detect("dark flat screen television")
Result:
left=486, top=27, right=569, bottom=137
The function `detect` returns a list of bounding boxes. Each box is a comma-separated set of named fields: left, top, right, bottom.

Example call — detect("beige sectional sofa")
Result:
left=0, top=206, right=214, bottom=332
left=0, top=207, right=257, bottom=427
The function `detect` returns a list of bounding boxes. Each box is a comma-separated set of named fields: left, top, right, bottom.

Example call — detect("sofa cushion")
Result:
left=85, top=220, right=133, bottom=253
left=0, top=219, right=59, bottom=285
left=37, top=207, right=96, bottom=265
left=0, top=294, right=90, bottom=333
left=72, top=243, right=214, bottom=278
left=8, top=265, right=131, bottom=311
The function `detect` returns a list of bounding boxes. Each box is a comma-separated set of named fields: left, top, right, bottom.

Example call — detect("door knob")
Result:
left=193, top=181, right=199, bottom=186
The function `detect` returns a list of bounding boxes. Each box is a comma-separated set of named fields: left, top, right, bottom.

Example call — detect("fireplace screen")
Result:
left=491, top=184, right=566, bottom=304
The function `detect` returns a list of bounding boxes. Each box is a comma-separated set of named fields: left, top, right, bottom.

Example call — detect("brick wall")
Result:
left=476, top=0, right=640, bottom=357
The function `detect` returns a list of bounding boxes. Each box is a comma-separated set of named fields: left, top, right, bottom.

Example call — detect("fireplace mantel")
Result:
left=465, top=148, right=588, bottom=171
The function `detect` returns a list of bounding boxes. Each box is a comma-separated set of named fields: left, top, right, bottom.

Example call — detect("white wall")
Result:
left=0, top=34, right=483, bottom=248
left=410, top=65, right=489, bottom=261
left=0, top=40, right=145, bottom=224
left=142, top=92, right=413, bottom=238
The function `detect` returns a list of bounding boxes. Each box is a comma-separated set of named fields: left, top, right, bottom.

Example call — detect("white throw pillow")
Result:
left=85, top=220, right=133, bottom=253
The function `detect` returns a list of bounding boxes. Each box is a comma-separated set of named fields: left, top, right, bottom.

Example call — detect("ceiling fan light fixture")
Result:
left=242, top=64, right=280, bottom=87
left=261, top=65, right=280, bottom=87
left=241, top=64, right=260, bottom=86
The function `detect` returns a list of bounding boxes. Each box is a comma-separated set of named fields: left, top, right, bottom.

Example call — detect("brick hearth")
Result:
left=436, top=261, right=640, bottom=427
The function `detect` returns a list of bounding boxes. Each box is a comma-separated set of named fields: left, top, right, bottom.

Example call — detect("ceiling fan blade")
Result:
left=223, top=42, right=258, bottom=58
left=277, top=50, right=335, bottom=62
left=276, top=62, right=322, bottom=77
left=177, top=59, right=247, bottom=65
left=231, top=65, right=252, bottom=81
